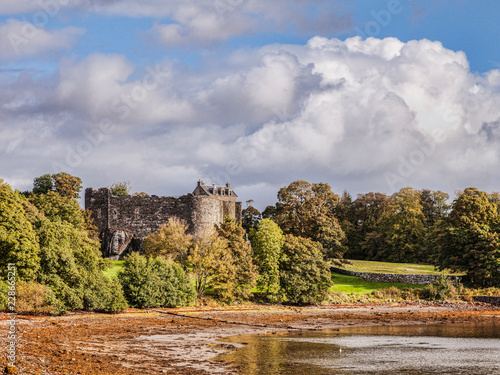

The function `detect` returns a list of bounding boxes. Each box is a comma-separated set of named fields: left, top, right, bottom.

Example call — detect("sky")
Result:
left=1, top=0, right=500, bottom=210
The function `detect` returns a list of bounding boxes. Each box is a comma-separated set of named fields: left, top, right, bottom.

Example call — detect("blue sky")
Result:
left=1, top=0, right=500, bottom=209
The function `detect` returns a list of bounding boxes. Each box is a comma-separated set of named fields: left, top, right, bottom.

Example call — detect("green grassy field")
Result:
left=330, top=273, right=426, bottom=294
left=104, top=259, right=436, bottom=296
left=103, top=260, right=124, bottom=279
left=339, top=259, right=463, bottom=275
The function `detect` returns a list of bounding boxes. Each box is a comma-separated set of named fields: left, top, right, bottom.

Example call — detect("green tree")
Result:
left=0, top=181, right=40, bottom=281
left=110, top=181, right=131, bottom=197
left=216, top=218, right=258, bottom=301
left=144, top=217, right=192, bottom=267
left=376, top=187, right=427, bottom=263
left=33, top=174, right=54, bottom=195
left=25, top=190, right=127, bottom=312
left=189, top=228, right=230, bottom=298
left=279, top=235, right=332, bottom=304
left=274, top=180, right=345, bottom=259
left=30, top=191, right=86, bottom=230
left=119, top=252, right=195, bottom=308
left=420, top=189, right=450, bottom=228
left=352, top=192, right=390, bottom=260
left=242, top=206, right=262, bottom=233
left=436, top=187, right=500, bottom=287
left=252, top=219, right=284, bottom=299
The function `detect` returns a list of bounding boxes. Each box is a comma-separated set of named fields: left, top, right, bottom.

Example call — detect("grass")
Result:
left=339, top=259, right=463, bottom=276
left=330, top=273, right=426, bottom=295
left=103, top=260, right=124, bottom=280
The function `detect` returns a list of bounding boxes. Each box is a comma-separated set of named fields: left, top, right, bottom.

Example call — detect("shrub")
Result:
left=371, top=286, right=402, bottom=299
left=119, top=252, right=195, bottom=308
left=420, top=274, right=458, bottom=301
left=15, top=281, right=56, bottom=315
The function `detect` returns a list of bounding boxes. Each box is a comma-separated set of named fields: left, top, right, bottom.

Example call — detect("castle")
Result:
left=85, top=181, right=242, bottom=259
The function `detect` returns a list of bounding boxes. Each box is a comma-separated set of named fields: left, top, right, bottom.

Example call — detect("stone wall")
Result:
left=473, top=296, right=500, bottom=306
left=331, top=266, right=444, bottom=285
left=107, top=192, right=197, bottom=237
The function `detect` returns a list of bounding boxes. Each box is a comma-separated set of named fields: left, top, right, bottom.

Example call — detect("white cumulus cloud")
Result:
left=0, top=19, right=84, bottom=59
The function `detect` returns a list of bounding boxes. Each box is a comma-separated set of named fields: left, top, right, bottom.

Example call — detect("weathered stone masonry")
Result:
left=331, top=266, right=461, bottom=285
left=85, top=181, right=242, bottom=259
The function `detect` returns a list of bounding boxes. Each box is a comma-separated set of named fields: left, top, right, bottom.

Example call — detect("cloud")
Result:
left=86, top=0, right=353, bottom=46
left=2, top=36, right=500, bottom=208
left=0, top=19, right=84, bottom=59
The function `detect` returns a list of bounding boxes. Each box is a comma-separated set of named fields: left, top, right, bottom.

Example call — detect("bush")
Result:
left=118, top=252, right=195, bottom=308
left=420, top=274, right=458, bottom=301
left=15, top=281, right=57, bottom=314
left=371, top=286, right=402, bottom=299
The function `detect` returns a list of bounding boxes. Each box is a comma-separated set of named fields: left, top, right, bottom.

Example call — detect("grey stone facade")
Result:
left=85, top=181, right=242, bottom=259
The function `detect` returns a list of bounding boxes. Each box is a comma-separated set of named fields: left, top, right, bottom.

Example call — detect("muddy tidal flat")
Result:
left=1, top=303, right=499, bottom=374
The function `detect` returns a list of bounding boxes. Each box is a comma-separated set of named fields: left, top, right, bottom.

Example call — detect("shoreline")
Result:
left=1, top=302, right=499, bottom=374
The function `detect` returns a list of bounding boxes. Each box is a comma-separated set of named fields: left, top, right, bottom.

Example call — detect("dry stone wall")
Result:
left=331, top=266, right=442, bottom=285
left=473, top=296, right=500, bottom=306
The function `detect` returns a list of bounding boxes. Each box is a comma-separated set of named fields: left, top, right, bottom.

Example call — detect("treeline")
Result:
left=244, top=181, right=500, bottom=288
left=1, top=175, right=499, bottom=314
left=0, top=175, right=333, bottom=313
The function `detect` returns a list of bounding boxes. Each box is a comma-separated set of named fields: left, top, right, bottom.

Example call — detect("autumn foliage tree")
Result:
left=189, top=228, right=229, bottom=298
left=215, top=218, right=258, bottom=301
left=144, top=217, right=192, bottom=267
left=272, top=180, right=345, bottom=259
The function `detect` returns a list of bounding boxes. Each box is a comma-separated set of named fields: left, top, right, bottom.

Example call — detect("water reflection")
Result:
left=216, top=322, right=500, bottom=374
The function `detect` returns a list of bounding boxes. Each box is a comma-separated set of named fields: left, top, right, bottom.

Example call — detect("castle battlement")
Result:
left=85, top=182, right=242, bottom=259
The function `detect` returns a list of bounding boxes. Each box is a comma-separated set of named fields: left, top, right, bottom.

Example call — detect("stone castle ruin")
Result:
left=85, top=181, right=242, bottom=259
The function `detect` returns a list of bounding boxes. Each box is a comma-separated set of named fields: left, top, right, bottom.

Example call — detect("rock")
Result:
left=103, top=229, right=133, bottom=260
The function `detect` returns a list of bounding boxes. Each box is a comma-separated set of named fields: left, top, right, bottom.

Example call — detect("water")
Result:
left=216, top=322, right=500, bottom=374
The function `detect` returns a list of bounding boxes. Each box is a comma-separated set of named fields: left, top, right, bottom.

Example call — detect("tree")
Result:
left=252, top=219, right=284, bottom=299
left=33, top=174, right=53, bottom=195
left=216, top=218, right=258, bottom=301
left=53, top=172, right=83, bottom=199
left=110, top=181, right=131, bottom=197
left=30, top=191, right=86, bottom=231
left=144, top=217, right=192, bottom=267
left=0, top=181, right=40, bottom=281
left=420, top=189, right=450, bottom=228
left=119, top=252, right=195, bottom=308
left=241, top=206, right=262, bottom=233
left=32, top=172, right=83, bottom=199
left=273, top=180, right=345, bottom=259
left=189, top=228, right=230, bottom=298
left=436, top=187, right=500, bottom=287
left=490, top=192, right=500, bottom=215
left=351, top=192, right=390, bottom=259
left=375, top=187, right=427, bottom=263
left=279, top=235, right=332, bottom=304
